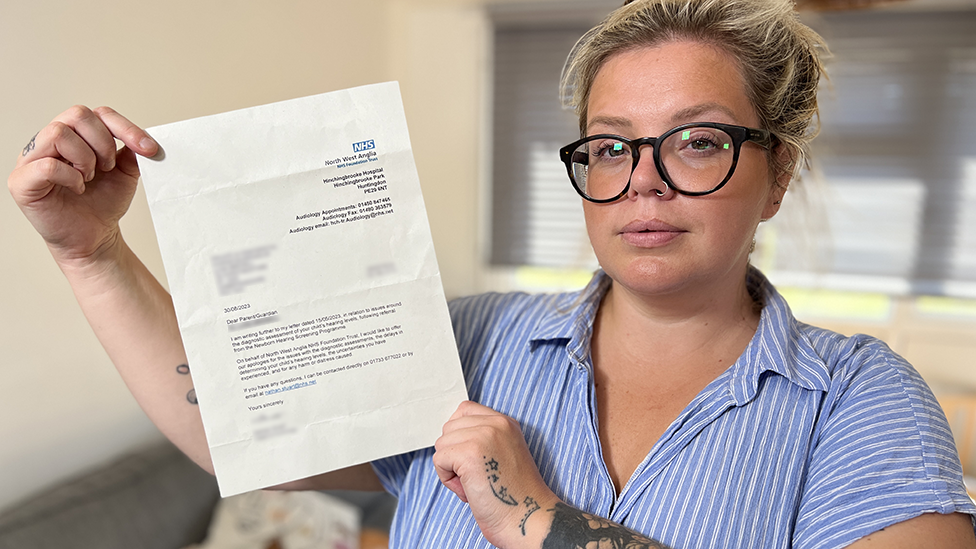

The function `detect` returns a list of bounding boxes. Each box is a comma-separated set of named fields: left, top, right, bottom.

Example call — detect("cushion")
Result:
left=0, top=441, right=219, bottom=549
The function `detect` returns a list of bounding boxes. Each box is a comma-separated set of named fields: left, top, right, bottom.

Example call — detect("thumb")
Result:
left=114, top=145, right=142, bottom=178
left=443, top=477, right=468, bottom=503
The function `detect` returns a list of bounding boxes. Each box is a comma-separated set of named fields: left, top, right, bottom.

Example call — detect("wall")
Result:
left=3, top=0, right=973, bottom=512
left=0, top=0, right=508, bottom=512
left=0, top=0, right=394, bottom=511
left=386, top=0, right=488, bottom=299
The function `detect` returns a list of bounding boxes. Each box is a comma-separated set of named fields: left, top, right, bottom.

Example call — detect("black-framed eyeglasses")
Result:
left=559, top=122, right=774, bottom=203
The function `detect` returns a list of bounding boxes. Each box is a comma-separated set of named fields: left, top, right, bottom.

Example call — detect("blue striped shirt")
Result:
left=372, top=268, right=975, bottom=548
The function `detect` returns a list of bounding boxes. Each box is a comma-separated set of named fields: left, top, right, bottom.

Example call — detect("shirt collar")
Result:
left=527, top=270, right=609, bottom=364
left=728, top=267, right=831, bottom=404
left=526, top=267, right=831, bottom=402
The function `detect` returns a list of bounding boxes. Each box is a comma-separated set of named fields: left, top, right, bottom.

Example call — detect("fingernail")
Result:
left=140, top=136, right=157, bottom=152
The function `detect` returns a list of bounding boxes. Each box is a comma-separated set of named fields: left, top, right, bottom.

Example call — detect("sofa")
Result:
left=0, top=441, right=395, bottom=549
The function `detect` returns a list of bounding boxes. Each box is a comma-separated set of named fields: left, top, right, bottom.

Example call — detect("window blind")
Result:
left=490, top=23, right=595, bottom=268
left=489, top=8, right=976, bottom=298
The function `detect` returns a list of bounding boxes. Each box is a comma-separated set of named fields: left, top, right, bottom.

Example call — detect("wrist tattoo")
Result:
left=519, top=496, right=541, bottom=536
left=541, top=502, right=671, bottom=549
left=483, top=456, right=517, bottom=505
left=22, top=133, right=37, bottom=157
left=176, top=363, right=190, bottom=375
left=482, top=456, right=542, bottom=536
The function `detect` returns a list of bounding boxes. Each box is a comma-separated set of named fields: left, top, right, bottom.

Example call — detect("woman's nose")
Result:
left=628, top=151, right=673, bottom=199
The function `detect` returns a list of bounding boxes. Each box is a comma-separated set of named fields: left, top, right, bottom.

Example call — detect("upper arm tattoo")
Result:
left=177, top=364, right=197, bottom=405
left=541, top=502, right=672, bottom=549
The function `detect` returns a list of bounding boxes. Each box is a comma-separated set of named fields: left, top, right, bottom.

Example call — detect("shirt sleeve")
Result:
left=793, top=338, right=976, bottom=549
left=371, top=450, right=420, bottom=498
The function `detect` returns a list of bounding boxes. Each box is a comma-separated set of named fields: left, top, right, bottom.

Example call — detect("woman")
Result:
left=8, top=0, right=976, bottom=547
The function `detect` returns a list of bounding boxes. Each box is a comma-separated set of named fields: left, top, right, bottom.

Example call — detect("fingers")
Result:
left=444, top=402, right=521, bottom=437
left=435, top=405, right=495, bottom=501
left=52, top=106, right=120, bottom=173
left=432, top=457, right=468, bottom=502
left=432, top=436, right=476, bottom=504
left=18, top=105, right=157, bottom=179
left=9, top=105, right=152, bottom=214
left=34, top=122, right=99, bottom=182
left=447, top=400, right=499, bottom=422
left=8, top=157, right=86, bottom=202
left=91, top=106, right=158, bottom=158
left=434, top=404, right=525, bottom=500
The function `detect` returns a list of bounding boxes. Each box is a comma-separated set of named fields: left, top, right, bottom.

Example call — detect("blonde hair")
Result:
left=560, top=0, right=828, bottom=182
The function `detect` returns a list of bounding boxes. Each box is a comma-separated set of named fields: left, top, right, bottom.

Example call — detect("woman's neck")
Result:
left=593, top=267, right=761, bottom=375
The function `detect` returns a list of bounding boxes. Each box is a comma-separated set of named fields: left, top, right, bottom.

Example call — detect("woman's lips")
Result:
left=618, top=219, right=686, bottom=247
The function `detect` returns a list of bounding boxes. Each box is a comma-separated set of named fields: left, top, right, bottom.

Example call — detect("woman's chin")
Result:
left=601, top=259, right=698, bottom=298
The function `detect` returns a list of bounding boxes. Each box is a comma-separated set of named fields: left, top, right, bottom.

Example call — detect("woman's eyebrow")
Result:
left=587, top=104, right=741, bottom=135
left=586, top=115, right=633, bottom=132
left=669, top=103, right=739, bottom=125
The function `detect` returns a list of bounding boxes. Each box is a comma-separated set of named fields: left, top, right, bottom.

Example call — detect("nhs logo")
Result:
left=353, top=139, right=375, bottom=153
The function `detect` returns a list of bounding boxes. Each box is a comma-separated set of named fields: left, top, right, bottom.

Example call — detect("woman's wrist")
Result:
left=54, top=232, right=175, bottom=339
left=490, top=490, right=560, bottom=549
left=50, top=228, right=129, bottom=285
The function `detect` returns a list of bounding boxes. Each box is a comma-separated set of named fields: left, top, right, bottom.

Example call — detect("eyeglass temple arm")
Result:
left=748, top=128, right=775, bottom=149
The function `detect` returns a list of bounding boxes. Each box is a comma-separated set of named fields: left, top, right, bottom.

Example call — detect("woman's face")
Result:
left=582, top=41, right=785, bottom=299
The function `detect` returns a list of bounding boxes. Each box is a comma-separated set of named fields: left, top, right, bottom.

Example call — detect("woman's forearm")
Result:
left=58, top=236, right=213, bottom=472
left=538, top=502, right=671, bottom=549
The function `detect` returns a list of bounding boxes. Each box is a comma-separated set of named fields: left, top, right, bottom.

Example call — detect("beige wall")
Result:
left=3, top=0, right=974, bottom=513
left=0, top=0, right=495, bottom=511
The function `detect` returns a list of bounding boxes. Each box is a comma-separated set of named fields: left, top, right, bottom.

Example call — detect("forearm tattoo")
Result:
left=481, top=456, right=660, bottom=544
left=22, top=133, right=37, bottom=157
left=176, top=363, right=198, bottom=405
left=541, top=503, right=672, bottom=549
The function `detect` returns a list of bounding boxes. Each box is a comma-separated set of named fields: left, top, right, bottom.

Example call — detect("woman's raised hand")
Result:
left=433, top=401, right=559, bottom=547
left=8, top=106, right=158, bottom=267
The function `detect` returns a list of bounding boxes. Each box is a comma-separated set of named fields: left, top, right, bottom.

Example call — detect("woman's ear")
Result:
left=762, top=142, right=793, bottom=220
left=772, top=140, right=796, bottom=187
left=762, top=182, right=788, bottom=220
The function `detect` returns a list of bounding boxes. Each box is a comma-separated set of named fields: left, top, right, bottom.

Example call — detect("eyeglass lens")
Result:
left=570, top=126, right=736, bottom=200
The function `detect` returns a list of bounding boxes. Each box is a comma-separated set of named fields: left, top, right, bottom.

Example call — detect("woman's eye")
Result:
left=689, top=138, right=716, bottom=151
left=594, top=141, right=629, bottom=158
left=673, top=129, right=730, bottom=156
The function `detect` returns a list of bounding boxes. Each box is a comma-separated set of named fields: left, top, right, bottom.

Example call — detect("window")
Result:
left=490, top=20, right=595, bottom=270
left=759, top=10, right=976, bottom=298
left=488, top=7, right=976, bottom=299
